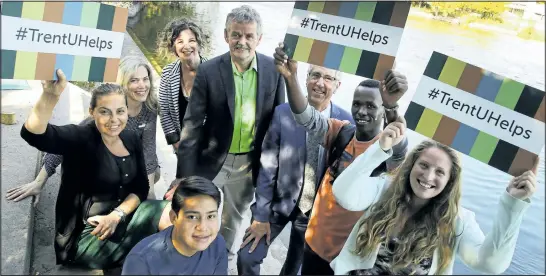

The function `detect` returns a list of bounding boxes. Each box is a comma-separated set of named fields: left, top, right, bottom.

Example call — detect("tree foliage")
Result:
left=424, top=2, right=505, bottom=19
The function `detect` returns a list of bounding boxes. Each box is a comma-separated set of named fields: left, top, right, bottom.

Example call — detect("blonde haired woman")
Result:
left=330, top=116, right=537, bottom=275
left=117, top=56, right=160, bottom=194
left=7, top=56, right=161, bottom=202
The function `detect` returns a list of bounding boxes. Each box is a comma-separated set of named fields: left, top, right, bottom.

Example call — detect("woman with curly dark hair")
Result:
left=157, top=18, right=208, bottom=152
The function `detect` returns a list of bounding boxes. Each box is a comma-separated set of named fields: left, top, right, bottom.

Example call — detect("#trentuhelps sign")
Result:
left=282, top=1, right=410, bottom=80
left=1, top=1, right=128, bottom=82
left=406, top=51, right=545, bottom=176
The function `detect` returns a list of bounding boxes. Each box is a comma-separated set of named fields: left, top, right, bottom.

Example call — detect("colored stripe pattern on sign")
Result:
left=1, top=49, right=120, bottom=82
left=1, top=2, right=127, bottom=81
left=283, top=1, right=410, bottom=80
left=407, top=51, right=545, bottom=176
left=2, top=1, right=127, bottom=32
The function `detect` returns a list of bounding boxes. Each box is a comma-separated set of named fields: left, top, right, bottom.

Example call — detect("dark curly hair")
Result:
left=156, top=18, right=204, bottom=60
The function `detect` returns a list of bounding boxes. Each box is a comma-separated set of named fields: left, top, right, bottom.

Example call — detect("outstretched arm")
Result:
left=5, top=166, right=49, bottom=207
left=457, top=163, right=537, bottom=274
left=21, top=70, right=84, bottom=155
left=25, top=69, right=67, bottom=134
left=273, top=43, right=330, bottom=144
left=333, top=116, right=407, bottom=211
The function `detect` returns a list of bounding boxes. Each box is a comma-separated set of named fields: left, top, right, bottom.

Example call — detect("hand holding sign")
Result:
left=506, top=156, right=539, bottom=201
left=274, top=42, right=298, bottom=79
left=41, top=69, right=67, bottom=97
left=282, top=1, right=410, bottom=80
left=381, top=69, right=408, bottom=107
left=1, top=2, right=127, bottom=82
left=379, top=115, right=406, bottom=151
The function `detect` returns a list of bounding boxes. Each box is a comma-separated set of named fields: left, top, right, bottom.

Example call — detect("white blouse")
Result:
left=330, top=141, right=531, bottom=275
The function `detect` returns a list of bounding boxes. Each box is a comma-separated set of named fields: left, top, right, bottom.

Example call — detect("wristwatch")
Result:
left=383, top=104, right=399, bottom=112
left=113, top=207, right=126, bottom=222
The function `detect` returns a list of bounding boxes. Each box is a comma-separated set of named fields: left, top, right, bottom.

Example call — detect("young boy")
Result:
left=122, top=176, right=227, bottom=275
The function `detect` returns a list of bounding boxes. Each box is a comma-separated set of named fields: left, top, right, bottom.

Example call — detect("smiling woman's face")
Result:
left=409, top=147, right=452, bottom=201
left=90, top=93, right=128, bottom=138
left=174, top=29, right=200, bottom=67
left=126, top=66, right=150, bottom=104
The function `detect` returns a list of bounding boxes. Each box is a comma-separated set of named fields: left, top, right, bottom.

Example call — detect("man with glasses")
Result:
left=236, top=64, right=353, bottom=275
left=272, top=44, right=409, bottom=275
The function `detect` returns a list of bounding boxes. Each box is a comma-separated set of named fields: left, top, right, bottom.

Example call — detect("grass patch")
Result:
left=69, top=81, right=99, bottom=92
left=127, top=29, right=164, bottom=75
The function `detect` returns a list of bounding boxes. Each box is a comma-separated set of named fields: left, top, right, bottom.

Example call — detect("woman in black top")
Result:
left=157, top=18, right=207, bottom=152
left=19, top=70, right=172, bottom=269
left=8, top=56, right=161, bottom=202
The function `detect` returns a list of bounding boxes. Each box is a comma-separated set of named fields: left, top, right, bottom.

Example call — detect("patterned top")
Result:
left=43, top=105, right=158, bottom=176
left=158, top=57, right=207, bottom=145
left=348, top=237, right=432, bottom=275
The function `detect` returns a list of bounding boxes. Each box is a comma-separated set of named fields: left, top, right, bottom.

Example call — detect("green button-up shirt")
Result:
left=229, top=56, right=257, bottom=154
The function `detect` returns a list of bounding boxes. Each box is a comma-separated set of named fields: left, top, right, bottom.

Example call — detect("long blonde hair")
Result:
left=117, top=56, right=159, bottom=115
left=354, top=140, right=462, bottom=274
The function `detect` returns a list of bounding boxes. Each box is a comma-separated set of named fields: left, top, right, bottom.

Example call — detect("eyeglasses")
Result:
left=309, top=72, right=337, bottom=84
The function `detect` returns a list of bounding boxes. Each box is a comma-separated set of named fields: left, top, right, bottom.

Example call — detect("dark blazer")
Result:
left=251, top=103, right=354, bottom=222
left=20, top=121, right=149, bottom=264
left=176, top=52, right=286, bottom=183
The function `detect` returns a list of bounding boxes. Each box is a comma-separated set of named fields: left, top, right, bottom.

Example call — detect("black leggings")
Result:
left=300, top=242, right=334, bottom=275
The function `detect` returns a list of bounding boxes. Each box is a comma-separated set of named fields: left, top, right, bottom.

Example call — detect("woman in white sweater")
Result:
left=331, top=116, right=538, bottom=275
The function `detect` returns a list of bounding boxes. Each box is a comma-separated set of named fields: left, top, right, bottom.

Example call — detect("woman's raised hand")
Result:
left=379, top=115, right=406, bottom=151
left=41, top=69, right=68, bottom=97
left=507, top=157, right=539, bottom=201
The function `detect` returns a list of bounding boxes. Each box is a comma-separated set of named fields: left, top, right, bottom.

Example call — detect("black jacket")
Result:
left=176, top=52, right=286, bottom=184
left=20, top=121, right=148, bottom=264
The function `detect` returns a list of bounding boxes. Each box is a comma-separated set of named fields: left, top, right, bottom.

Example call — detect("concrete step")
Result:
left=1, top=82, right=43, bottom=275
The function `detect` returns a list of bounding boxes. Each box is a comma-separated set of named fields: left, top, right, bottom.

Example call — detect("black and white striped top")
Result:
left=43, top=106, right=159, bottom=176
left=158, top=57, right=207, bottom=145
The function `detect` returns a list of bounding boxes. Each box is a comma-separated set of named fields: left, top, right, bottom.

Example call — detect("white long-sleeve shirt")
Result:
left=330, top=141, right=531, bottom=275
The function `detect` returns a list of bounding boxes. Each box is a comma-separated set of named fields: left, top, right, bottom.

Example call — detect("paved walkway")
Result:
left=1, top=81, right=43, bottom=275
